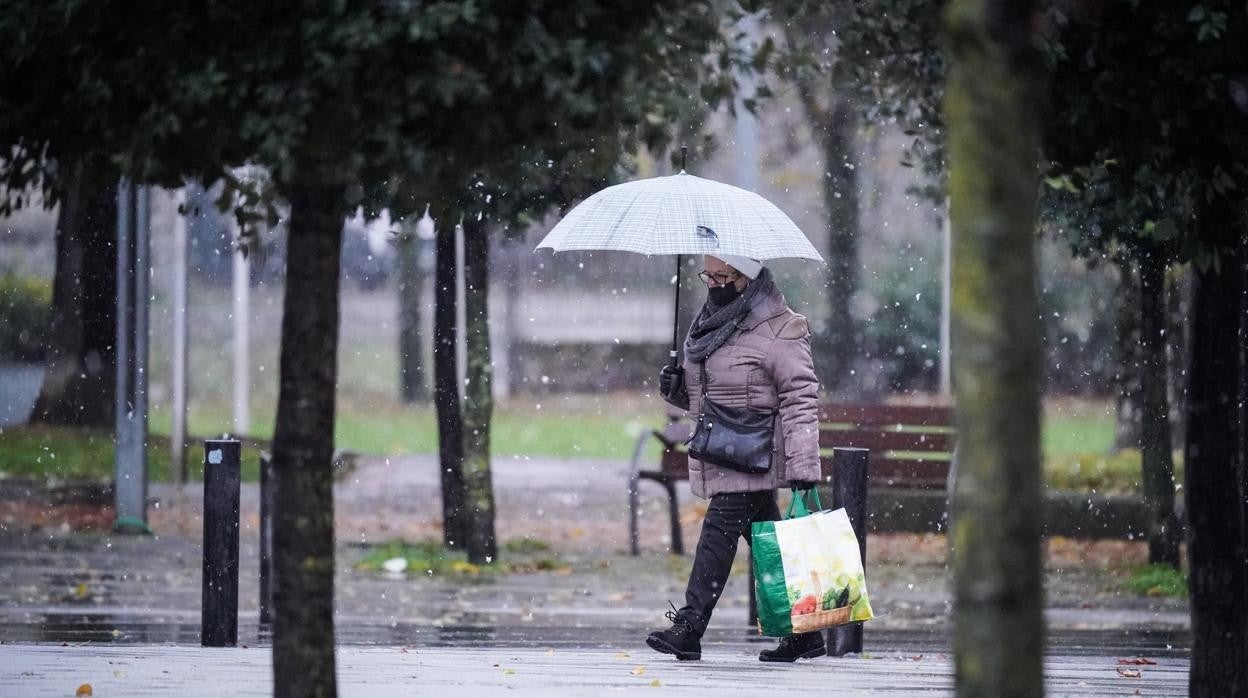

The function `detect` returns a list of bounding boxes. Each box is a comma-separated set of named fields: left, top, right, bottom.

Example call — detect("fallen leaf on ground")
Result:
left=630, top=665, right=646, bottom=676
left=1116, top=667, right=1142, bottom=678
left=613, top=652, right=631, bottom=659
left=502, top=669, right=516, bottom=675
left=649, top=678, right=662, bottom=687
left=1117, top=657, right=1157, bottom=666
left=907, top=654, right=924, bottom=661
left=606, top=592, right=635, bottom=602
left=75, top=685, right=92, bottom=696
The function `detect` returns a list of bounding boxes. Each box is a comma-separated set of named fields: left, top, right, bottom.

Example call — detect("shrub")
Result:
left=0, top=273, right=51, bottom=361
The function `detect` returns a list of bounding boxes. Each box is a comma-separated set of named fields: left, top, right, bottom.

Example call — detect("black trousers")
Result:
left=678, top=490, right=780, bottom=636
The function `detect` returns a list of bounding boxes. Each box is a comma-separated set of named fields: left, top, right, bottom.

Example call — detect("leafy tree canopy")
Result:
left=1, top=1, right=765, bottom=230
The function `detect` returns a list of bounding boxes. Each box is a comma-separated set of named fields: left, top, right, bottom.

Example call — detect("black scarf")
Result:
left=683, top=267, right=773, bottom=364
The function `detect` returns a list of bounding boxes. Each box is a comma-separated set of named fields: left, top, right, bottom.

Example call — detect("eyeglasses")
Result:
left=697, top=270, right=739, bottom=286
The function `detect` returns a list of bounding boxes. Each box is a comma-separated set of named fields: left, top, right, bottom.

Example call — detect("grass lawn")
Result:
left=2, top=393, right=1155, bottom=492
left=0, top=423, right=267, bottom=482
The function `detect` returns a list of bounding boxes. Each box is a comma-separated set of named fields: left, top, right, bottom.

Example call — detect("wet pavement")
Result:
left=0, top=644, right=1190, bottom=697
left=0, top=453, right=1192, bottom=694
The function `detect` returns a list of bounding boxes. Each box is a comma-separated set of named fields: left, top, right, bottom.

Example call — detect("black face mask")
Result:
left=708, top=283, right=742, bottom=306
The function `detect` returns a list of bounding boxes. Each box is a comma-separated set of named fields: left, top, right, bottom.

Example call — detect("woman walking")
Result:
left=647, top=254, right=825, bottom=662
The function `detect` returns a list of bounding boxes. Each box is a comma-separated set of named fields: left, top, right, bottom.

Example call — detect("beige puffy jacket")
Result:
left=664, top=282, right=821, bottom=499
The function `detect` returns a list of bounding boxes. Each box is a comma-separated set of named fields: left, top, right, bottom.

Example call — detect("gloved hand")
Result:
left=788, top=480, right=818, bottom=492
left=659, top=365, right=685, bottom=399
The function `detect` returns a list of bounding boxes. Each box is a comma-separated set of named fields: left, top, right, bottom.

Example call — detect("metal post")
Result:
left=202, top=439, right=241, bottom=647
left=828, top=447, right=868, bottom=655
left=231, top=228, right=250, bottom=437
left=114, top=179, right=148, bottom=533
left=171, top=188, right=189, bottom=485
left=114, top=179, right=133, bottom=511
left=939, top=201, right=952, bottom=397
left=454, top=221, right=467, bottom=402
left=258, top=454, right=274, bottom=626
left=134, top=185, right=150, bottom=489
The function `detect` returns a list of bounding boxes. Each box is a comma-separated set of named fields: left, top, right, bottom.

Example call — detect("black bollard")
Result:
left=202, top=439, right=241, bottom=647
left=828, top=447, right=869, bottom=656
left=258, top=454, right=274, bottom=626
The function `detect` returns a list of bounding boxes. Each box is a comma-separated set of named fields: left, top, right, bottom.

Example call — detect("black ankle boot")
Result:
left=759, top=631, right=826, bottom=662
left=646, top=605, right=702, bottom=661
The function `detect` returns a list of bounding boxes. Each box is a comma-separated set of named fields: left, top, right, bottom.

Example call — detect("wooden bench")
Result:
left=817, top=403, right=955, bottom=489
left=627, top=402, right=955, bottom=555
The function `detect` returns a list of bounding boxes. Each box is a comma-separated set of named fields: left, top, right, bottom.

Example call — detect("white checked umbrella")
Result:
left=535, top=171, right=823, bottom=262
left=535, top=167, right=823, bottom=367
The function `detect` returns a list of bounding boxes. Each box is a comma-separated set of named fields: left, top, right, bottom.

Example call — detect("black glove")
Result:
left=789, top=480, right=817, bottom=492
left=659, top=365, right=685, bottom=399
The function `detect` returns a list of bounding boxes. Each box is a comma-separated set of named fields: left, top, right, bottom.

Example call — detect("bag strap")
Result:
left=785, top=487, right=824, bottom=519
left=698, top=362, right=708, bottom=400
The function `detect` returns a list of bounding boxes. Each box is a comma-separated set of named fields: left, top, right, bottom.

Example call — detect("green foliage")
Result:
left=502, top=537, right=553, bottom=555
left=0, top=273, right=50, bottom=361
left=769, top=0, right=945, bottom=184
left=859, top=249, right=941, bottom=391
left=1043, top=449, right=1181, bottom=495
left=0, top=1, right=764, bottom=231
left=1041, top=1, right=1248, bottom=264
left=354, top=538, right=566, bottom=576
left=1124, top=564, right=1188, bottom=598
left=771, top=0, right=1248, bottom=266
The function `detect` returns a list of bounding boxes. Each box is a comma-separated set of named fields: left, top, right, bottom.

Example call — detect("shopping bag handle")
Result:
left=785, top=487, right=823, bottom=519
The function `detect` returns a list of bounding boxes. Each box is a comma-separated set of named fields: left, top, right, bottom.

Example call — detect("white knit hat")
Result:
left=714, top=254, right=763, bottom=279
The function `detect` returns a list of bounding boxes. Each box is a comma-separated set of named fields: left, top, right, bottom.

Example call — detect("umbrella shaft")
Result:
left=671, top=253, right=682, bottom=368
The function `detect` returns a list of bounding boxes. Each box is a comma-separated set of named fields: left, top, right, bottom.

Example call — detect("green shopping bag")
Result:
left=752, top=489, right=875, bottom=637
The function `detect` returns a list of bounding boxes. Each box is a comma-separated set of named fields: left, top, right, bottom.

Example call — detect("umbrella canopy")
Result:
left=536, top=172, right=823, bottom=262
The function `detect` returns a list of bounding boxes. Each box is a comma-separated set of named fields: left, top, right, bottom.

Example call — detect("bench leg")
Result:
left=627, top=472, right=641, bottom=556
left=664, top=481, right=684, bottom=556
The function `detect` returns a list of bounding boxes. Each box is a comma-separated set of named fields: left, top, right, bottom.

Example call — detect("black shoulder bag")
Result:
left=686, top=363, right=777, bottom=474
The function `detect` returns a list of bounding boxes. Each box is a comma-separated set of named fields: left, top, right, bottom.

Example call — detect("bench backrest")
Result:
left=818, top=403, right=955, bottom=489
left=650, top=402, right=956, bottom=488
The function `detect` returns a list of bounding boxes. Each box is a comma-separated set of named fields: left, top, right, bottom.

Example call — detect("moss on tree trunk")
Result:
left=396, top=224, right=426, bottom=403
left=943, top=0, right=1044, bottom=695
left=461, top=217, right=497, bottom=565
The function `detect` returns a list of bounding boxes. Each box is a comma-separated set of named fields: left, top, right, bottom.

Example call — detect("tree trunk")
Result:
left=1138, top=250, right=1180, bottom=567
left=813, top=97, right=861, bottom=396
left=943, top=0, right=1045, bottom=695
left=461, top=217, right=498, bottom=564
left=396, top=225, right=426, bottom=403
left=1167, top=266, right=1191, bottom=452
left=434, top=223, right=468, bottom=549
left=1186, top=196, right=1248, bottom=697
left=31, top=159, right=117, bottom=427
left=269, top=128, right=345, bottom=698
left=1112, top=259, right=1143, bottom=452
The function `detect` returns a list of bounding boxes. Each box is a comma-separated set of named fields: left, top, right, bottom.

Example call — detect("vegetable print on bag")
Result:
left=752, top=491, right=874, bottom=637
